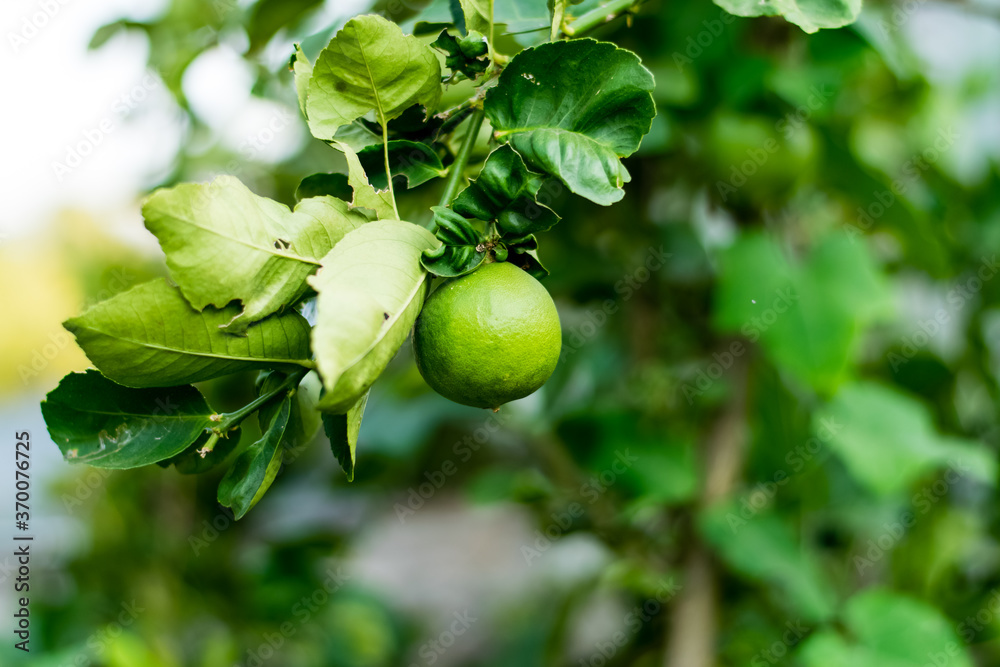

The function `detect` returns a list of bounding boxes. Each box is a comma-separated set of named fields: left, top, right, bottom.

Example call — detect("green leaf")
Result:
left=290, top=43, right=313, bottom=118
left=322, top=391, right=370, bottom=481
left=41, top=370, right=214, bottom=469
left=432, top=30, right=490, bottom=80
left=65, top=279, right=313, bottom=388
left=700, top=501, right=836, bottom=622
left=332, top=140, right=397, bottom=220
left=160, top=429, right=242, bottom=475
left=484, top=39, right=655, bottom=205
left=459, top=0, right=492, bottom=35
left=143, top=176, right=368, bottom=332
left=257, top=371, right=323, bottom=450
left=453, top=145, right=560, bottom=236
left=305, top=14, right=442, bottom=140
left=714, top=234, right=892, bottom=392
left=357, top=140, right=447, bottom=189
left=421, top=207, right=487, bottom=278
left=814, top=382, right=996, bottom=496
left=248, top=0, right=323, bottom=52
left=797, top=588, right=974, bottom=667
left=295, top=173, right=353, bottom=202
left=504, top=234, right=549, bottom=279
left=714, top=0, right=862, bottom=34
left=309, top=220, right=439, bottom=413
left=218, top=398, right=293, bottom=519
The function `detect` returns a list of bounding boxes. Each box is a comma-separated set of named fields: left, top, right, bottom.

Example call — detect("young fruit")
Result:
left=413, top=261, right=562, bottom=409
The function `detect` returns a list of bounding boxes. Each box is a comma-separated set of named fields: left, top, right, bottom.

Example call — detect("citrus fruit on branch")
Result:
left=413, top=262, right=562, bottom=410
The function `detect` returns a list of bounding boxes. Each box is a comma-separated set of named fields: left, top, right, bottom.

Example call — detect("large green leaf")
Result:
left=798, top=589, right=974, bottom=667
left=65, top=279, right=313, bottom=388
left=357, top=140, right=447, bottom=189
left=815, top=382, right=996, bottom=496
left=41, top=370, right=214, bottom=469
left=218, top=397, right=293, bottom=519
left=305, top=14, right=442, bottom=140
left=714, top=0, right=862, bottom=34
left=452, top=145, right=560, bottom=236
left=700, top=501, right=836, bottom=622
left=323, top=391, right=370, bottom=481
left=143, top=176, right=368, bottom=332
left=308, top=220, right=438, bottom=413
left=484, top=39, right=655, bottom=205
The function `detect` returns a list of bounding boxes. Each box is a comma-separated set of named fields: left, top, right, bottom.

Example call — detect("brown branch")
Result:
left=664, top=351, right=749, bottom=667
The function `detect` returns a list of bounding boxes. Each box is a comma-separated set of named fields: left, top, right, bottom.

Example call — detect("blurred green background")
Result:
left=3, top=0, right=1000, bottom=665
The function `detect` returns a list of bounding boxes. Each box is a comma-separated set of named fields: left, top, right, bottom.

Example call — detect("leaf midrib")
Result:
left=73, top=322, right=314, bottom=368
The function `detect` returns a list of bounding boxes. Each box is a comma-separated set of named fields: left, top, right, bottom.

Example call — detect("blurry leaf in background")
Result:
left=797, top=588, right=975, bottom=666
left=713, top=0, right=862, bottom=33
left=714, top=233, right=892, bottom=392
left=700, top=501, right=837, bottom=622
left=815, top=382, right=997, bottom=496
left=42, top=370, right=214, bottom=469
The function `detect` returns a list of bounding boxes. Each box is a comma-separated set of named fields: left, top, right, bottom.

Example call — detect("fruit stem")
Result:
left=438, top=108, right=485, bottom=208
left=212, top=369, right=307, bottom=433
left=562, top=0, right=637, bottom=36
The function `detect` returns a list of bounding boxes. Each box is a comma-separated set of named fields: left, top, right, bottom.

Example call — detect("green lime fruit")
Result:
left=413, top=261, right=562, bottom=409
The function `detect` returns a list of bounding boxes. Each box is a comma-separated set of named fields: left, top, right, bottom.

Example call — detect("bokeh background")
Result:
left=3, top=0, right=1000, bottom=664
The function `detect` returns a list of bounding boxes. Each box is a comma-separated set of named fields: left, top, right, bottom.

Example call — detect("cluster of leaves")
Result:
left=42, top=2, right=661, bottom=518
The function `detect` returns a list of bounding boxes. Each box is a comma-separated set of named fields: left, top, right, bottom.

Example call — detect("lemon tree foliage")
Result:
left=714, top=0, right=862, bottom=33
left=308, top=220, right=438, bottom=414
left=484, top=39, right=655, bottom=205
left=43, top=0, right=875, bottom=522
left=42, top=371, right=217, bottom=469
left=143, top=176, right=368, bottom=332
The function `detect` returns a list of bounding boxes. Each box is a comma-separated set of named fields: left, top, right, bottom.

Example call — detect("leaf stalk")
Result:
left=438, top=108, right=486, bottom=207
